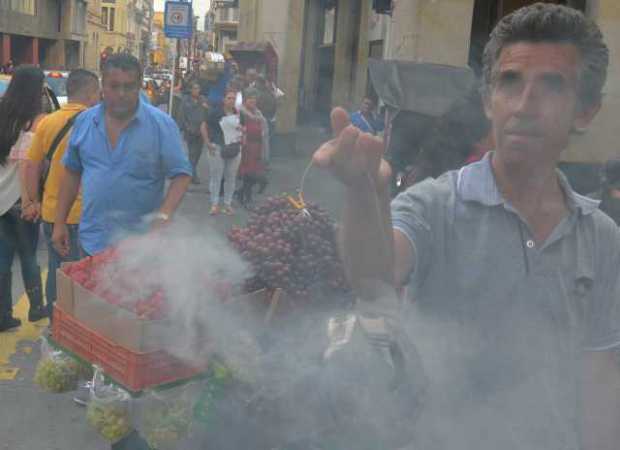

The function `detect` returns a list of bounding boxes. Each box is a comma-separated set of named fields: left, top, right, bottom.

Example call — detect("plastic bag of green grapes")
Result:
left=137, top=383, right=197, bottom=450
left=86, top=366, right=133, bottom=443
left=33, top=337, right=80, bottom=393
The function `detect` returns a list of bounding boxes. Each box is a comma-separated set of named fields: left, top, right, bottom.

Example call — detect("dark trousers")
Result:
left=186, top=134, right=203, bottom=177
left=42, top=222, right=81, bottom=306
left=0, top=202, right=41, bottom=318
left=239, top=173, right=268, bottom=204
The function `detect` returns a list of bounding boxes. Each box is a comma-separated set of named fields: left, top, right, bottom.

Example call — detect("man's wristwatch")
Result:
left=154, top=212, right=170, bottom=222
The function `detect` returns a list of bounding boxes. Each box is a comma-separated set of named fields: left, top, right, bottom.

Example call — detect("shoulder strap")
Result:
left=46, top=111, right=82, bottom=162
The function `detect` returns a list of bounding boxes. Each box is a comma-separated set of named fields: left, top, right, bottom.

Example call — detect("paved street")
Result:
left=0, top=128, right=342, bottom=449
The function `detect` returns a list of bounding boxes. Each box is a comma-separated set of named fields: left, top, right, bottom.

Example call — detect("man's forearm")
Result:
left=159, top=174, right=191, bottom=216
left=55, top=169, right=81, bottom=224
left=340, top=182, right=395, bottom=302
left=25, top=160, right=43, bottom=203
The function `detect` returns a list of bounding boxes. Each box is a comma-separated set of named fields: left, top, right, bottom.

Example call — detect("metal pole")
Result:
left=168, top=39, right=179, bottom=115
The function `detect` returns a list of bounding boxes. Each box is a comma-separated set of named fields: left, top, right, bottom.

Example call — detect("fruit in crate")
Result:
left=86, top=401, right=132, bottom=443
left=228, top=194, right=350, bottom=300
left=63, top=247, right=169, bottom=320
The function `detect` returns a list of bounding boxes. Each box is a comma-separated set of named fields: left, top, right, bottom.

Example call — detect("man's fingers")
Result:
left=331, top=107, right=351, bottom=137
left=312, top=125, right=359, bottom=170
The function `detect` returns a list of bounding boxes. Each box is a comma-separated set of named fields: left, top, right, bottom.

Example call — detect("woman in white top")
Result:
left=0, top=66, right=48, bottom=331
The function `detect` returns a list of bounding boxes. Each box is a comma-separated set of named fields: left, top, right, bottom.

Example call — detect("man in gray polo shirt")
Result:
left=314, top=4, right=619, bottom=450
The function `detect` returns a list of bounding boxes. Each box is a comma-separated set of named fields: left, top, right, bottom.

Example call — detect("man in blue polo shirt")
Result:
left=350, top=96, right=384, bottom=136
left=52, top=53, right=192, bottom=257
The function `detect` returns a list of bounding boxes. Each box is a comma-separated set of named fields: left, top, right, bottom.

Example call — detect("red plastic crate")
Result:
left=52, top=305, right=208, bottom=392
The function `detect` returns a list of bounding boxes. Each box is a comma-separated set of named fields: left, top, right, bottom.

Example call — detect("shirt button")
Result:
left=526, top=240, right=535, bottom=249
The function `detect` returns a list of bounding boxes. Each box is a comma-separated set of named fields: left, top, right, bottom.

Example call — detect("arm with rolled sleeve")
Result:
left=157, top=115, right=192, bottom=218
left=582, top=224, right=620, bottom=450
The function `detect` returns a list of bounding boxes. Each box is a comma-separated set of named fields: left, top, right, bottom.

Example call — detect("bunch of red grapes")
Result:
left=228, top=195, right=350, bottom=300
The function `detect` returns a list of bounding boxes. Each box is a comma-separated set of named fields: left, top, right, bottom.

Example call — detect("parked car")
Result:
left=44, top=70, right=69, bottom=105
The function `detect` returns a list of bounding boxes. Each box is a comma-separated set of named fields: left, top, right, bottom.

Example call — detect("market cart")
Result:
left=228, top=41, right=279, bottom=84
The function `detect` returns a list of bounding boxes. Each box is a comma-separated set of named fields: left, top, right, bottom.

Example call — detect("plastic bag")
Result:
left=86, top=366, right=133, bottom=443
left=33, top=337, right=80, bottom=393
left=137, top=383, right=196, bottom=450
left=315, top=291, right=428, bottom=450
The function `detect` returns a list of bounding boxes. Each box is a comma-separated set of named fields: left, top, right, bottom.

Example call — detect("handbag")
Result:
left=220, top=142, right=240, bottom=159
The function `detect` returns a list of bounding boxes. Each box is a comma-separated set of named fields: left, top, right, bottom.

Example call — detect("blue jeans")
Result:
left=0, top=202, right=40, bottom=316
left=42, top=221, right=81, bottom=304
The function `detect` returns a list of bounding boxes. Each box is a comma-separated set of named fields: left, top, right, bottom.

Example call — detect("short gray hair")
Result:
left=482, top=3, right=609, bottom=108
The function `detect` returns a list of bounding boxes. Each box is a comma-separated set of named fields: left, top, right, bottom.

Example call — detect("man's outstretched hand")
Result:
left=312, top=107, right=391, bottom=193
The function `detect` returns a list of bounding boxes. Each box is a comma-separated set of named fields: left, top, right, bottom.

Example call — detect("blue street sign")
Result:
left=164, top=1, right=193, bottom=39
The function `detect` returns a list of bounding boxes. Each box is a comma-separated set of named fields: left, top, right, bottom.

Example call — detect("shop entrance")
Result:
left=468, top=0, right=587, bottom=75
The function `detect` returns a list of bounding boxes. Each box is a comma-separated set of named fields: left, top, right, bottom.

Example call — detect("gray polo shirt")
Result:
left=391, top=152, right=620, bottom=450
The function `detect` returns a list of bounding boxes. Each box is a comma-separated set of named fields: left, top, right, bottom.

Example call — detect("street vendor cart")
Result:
left=229, top=41, right=279, bottom=84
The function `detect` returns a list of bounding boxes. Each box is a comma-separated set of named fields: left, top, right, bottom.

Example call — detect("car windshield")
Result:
left=45, top=76, right=67, bottom=97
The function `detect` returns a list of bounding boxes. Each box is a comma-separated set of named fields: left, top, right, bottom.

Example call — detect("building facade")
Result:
left=0, top=0, right=87, bottom=68
left=84, top=0, right=107, bottom=72
left=150, top=11, right=174, bottom=69
left=239, top=0, right=620, bottom=165
left=210, top=2, right=239, bottom=53
left=100, top=0, right=153, bottom=66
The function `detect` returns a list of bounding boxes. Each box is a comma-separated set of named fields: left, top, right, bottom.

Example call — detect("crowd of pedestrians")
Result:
left=0, top=51, right=280, bottom=332
left=174, top=55, right=278, bottom=214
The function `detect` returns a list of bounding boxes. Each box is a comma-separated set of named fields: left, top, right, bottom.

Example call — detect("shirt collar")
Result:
left=93, top=99, right=145, bottom=127
left=61, top=103, right=87, bottom=112
left=457, top=151, right=599, bottom=216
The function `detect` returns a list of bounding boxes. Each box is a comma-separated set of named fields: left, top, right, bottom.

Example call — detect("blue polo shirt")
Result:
left=63, top=100, right=192, bottom=255
left=350, top=111, right=384, bottom=135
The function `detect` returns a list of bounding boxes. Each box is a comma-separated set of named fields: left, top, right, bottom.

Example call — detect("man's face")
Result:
left=103, top=68, right=140, bottom=120
left=361, top=98, right=374, bottom=115
left=191, top=84, right=200, bottom=99
left=246, top=69, right=257, bottom=83
left=485, top=42, right=599, bottom=166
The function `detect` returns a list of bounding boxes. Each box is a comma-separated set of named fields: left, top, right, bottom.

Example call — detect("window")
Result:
left=218, top=7, right=227, bottom=22
left=10, top=0, right=35, bottom=15
left=102, top=6, right=115, bottom=31
left=73, top=1, right=87, bottom=34
left=109, top=8, right=115, bottom=31
left=232, top=8, right=239, bottom=22
left=323, top=6, right=336, bottom=45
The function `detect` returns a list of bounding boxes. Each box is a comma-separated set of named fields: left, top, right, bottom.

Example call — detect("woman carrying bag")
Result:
left=205, top=90, right=242, bottom=216
left=0, top=66, right=49, bottom=331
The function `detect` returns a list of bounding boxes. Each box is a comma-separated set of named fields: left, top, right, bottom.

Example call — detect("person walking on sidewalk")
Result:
left=205, top=90, right=241, bottom=215
left=52, top=53, right=192, bottom=258
left=179, top=81, right=209, bottom=184
left=25, top=69, right=101, bottom=316
left=0, top=66, right=48, bottom=331
left=238, top=88, right=268, bottom=207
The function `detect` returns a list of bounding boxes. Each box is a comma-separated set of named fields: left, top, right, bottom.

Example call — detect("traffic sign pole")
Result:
left=164, top=0, right=193, bottom=117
